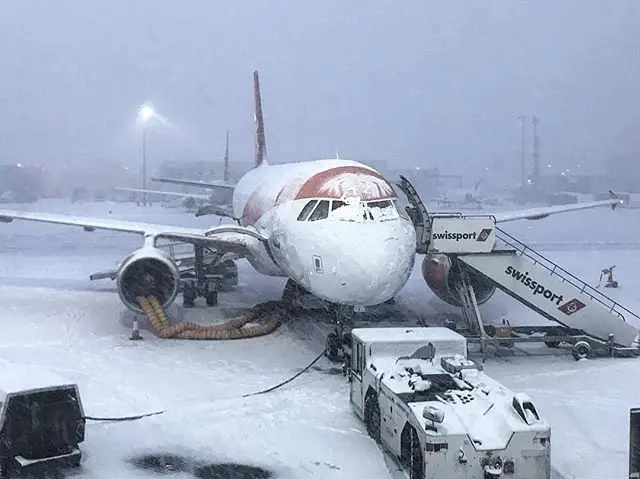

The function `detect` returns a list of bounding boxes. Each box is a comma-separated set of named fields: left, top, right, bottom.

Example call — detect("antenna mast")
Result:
left=532, top=116, right=540, bottom=182
left=224, top=130, right=230, bottom=183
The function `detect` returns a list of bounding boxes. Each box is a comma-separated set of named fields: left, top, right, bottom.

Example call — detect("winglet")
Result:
left=253, top=70, right=267, bottom=168
left=609, top=190, right=621, bottom=210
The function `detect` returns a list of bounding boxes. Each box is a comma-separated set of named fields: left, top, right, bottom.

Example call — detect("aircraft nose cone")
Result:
left=357, top=232, right=415, bottom=304
left=309, top=220, right=416, bottom=306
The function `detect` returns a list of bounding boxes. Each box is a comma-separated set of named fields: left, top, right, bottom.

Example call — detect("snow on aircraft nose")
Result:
left=305, top=219, right=416, bottom=306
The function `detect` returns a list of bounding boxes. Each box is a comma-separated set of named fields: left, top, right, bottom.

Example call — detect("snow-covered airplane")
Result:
left=0, top=71, right=621, bottom=317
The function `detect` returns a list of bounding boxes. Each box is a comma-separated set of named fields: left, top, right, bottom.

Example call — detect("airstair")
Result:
left=457, top=229, right=640, bottom=357
left=395, top=175, right=640, bottom=359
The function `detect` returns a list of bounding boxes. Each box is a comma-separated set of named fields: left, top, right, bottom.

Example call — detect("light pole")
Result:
left=517, top=115, right=528, bottom=188
left=138, top=104, right=155, bottom=206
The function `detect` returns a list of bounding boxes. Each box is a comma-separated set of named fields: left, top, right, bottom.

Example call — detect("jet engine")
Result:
left=422, top=253, right=495, bottom=307
left=116, top=247, right=180, bottom=313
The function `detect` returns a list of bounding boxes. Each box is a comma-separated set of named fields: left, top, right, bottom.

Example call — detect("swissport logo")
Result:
left=432, top=228, right=493, bottom=242
left=504, top=266, right=564, bottom=306
left=558, top=298, right=586, bottom=316
left=476, top=228, right=493, bottom=242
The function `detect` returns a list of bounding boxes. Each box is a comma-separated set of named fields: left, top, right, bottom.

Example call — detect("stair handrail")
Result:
left=497, top=227, right=639, bottom=323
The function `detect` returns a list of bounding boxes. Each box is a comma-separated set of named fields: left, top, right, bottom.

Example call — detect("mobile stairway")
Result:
left=396, top=176, right=640, bottom=360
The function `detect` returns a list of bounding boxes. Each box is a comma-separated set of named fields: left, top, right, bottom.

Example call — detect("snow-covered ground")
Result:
left=0, top=199, right=638, bottom=478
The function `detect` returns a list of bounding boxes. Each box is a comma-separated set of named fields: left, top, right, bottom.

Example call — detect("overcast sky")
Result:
left=0, top=1, right=638, bottom=183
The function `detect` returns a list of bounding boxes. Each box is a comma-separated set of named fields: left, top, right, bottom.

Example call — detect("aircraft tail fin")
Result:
left=253, top=70, right=268, bottom=168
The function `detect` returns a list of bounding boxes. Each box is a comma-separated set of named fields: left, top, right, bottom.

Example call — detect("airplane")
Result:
left=115, top=130, right=234, bottom=217
left=0, top=71, right=622, bottom=321
left=436, top=178, right=484, bottom=208
left=151, top=128, right=234, bottom=197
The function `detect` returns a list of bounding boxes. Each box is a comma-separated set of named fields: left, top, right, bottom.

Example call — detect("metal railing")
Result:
left=497, top=227, right=639, bottom=323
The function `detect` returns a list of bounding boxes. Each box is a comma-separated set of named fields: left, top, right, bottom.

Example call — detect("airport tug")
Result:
left=345, top=327, right=551, bottom=479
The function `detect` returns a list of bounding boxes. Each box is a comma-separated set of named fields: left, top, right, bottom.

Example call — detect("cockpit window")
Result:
left=300, top=198, right=403, bottom=222
left=331, top=200, right=347, bottom=211
left=369, top=200, right=391, bottom=209
left=309, top=200, right=330, bottom=221
left=297, top=200, right=318, bottom=221
left=366, top=200, right=398, bottom=221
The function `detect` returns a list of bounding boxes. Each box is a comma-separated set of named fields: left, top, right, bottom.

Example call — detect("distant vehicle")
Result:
left=435, top=178, right=484, bottom=208
left=0, top=191, right=16, bottom=204
left=347, top=327, right=551, bottom=479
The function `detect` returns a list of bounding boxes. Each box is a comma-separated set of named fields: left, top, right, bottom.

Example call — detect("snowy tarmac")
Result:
left=0, top=199, right=638, bottom=478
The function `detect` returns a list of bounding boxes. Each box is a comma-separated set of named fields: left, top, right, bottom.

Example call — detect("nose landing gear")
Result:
left=324, top=305, right=359, bottom=371
left=325, top=325, right=352, bottom=376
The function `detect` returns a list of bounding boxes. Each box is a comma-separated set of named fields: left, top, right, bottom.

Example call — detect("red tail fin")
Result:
left=253, top=70, right=267, bottom=168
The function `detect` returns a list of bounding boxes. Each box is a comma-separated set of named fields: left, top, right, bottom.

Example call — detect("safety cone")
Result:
left=130, top=318, right=143, bottom=340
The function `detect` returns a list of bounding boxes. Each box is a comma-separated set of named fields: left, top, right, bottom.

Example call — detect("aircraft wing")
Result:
left=151, top=177, right=235, bottom=191
left=114, top=187, right=211, bottom=200
left=0, top=210, right=264, bottom=255
left=492, top=193, right=621, bottom=223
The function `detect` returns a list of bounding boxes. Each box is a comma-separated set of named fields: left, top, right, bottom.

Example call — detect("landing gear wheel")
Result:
left=325, top=332, right=341, bottom=363
left=409, top=427, right=425, bottom=479
left=364, top=394, right=381, bottom=443
left=183, top=281, right=196, bottom=308
left=205, top=289, right=218, bottom=307
left=572, top=340, right=592, bottom=361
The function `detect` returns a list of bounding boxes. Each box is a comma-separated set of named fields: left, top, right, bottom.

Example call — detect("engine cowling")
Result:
left=116, top=247, right=180, bottom=313
left=422, top=253, right=495, bottom=307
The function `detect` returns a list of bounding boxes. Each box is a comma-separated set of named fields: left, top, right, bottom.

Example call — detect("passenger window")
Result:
left=309, top=200, right=329, bottom=221
left=297, top=200, right=318, bottom=221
